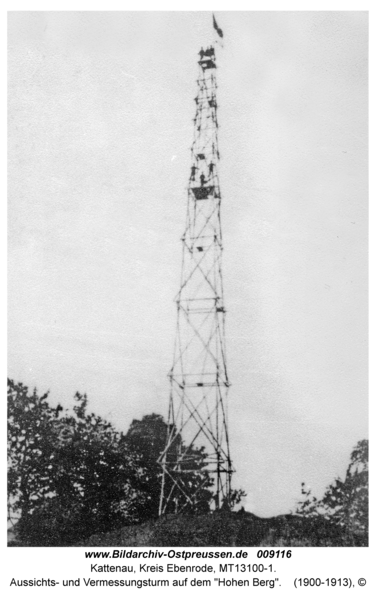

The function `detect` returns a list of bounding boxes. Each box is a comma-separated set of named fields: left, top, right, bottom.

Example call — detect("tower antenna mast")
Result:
left=159, top=21, right=232, bottom=515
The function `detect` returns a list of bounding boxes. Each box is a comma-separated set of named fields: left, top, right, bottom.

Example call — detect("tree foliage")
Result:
left=296, top=439, right=368, bottom=546
left=8, top=380, right=141, bottom=545
left=8, top=381, right=59, bottom=519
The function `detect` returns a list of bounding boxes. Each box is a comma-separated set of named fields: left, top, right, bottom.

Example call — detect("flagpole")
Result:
left=212, top=12, right=224, bottom=49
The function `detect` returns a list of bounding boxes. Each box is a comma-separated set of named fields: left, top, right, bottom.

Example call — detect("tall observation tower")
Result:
left=159, top=27, right=233, bottom=515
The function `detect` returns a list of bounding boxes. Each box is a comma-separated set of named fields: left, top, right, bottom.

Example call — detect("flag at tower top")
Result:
left=213, top=14, right=224, bottom=38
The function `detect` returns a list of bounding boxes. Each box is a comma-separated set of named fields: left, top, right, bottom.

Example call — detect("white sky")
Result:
left=8, top=11, right=368, bottom=517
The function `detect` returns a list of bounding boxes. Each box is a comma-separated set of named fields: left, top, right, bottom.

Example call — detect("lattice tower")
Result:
left=158, top=46, right=233, bottom=514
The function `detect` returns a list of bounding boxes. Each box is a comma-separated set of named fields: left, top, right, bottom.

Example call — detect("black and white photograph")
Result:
left=7, top=11, right=368, bottom=550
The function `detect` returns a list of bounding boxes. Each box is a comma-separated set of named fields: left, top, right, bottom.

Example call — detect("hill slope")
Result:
left=82, top=511, right=345, bottom=547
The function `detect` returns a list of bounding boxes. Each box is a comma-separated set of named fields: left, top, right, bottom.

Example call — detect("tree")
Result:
left=319, top=439, right=368, bottom=545
left=8, top=380, right=58, bottom=524
left=296, top=440, right=368, bottom=546
left=8, top=381, right=141, bottom=545
left=42, top=392, right=143, bottom=544
left=124, top=414, right=214, bottom=519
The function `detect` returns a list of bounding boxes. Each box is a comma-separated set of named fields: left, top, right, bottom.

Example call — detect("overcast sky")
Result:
left=8, top=11, right=368, bottom=517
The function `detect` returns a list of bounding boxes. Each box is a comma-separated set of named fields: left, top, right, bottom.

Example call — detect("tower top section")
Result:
left=189, top=44, right=220, bottom=209
left=198, top=46, right=216, bottom=70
